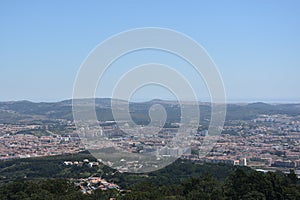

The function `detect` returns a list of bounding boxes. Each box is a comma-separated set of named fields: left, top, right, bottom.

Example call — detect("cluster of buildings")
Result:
left=272, top=160, right=300, bottom=168
left=0, top=133, right=82, bottom=160
left=63, top=158, right=100, bottom=168
left=0, top=124, right=41, bottom=134
left=1, top=113, right=300, bottom=171
left=63, top=157, right=120, bottom=194
left=191, top=114, right=300, bottom=169
left=75, top=176, right=120, bottom=194
left=62, top=158, right=121, bottom=194
left=87, top=114, right=300, bottom=171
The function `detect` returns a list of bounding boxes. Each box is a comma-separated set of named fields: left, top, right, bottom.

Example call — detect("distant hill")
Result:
left=0, top=98, right=299, bottom=124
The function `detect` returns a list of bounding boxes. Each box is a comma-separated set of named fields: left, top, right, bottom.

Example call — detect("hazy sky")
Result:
left=0, top=1, right=299, bottom=102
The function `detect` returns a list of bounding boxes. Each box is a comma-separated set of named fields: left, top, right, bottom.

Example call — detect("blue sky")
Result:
left=0, top=1, right=299, bottom=102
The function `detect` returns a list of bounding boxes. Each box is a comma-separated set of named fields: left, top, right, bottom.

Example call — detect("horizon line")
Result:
left=1, top=97, right=300, bottom=104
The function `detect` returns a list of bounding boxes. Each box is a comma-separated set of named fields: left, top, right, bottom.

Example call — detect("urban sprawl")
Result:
left=1, top=114, right=300, bottom=171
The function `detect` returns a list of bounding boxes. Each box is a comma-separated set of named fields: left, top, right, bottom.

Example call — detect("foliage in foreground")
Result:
left=119, top=169, right=300, bottom=200
left=0, top=168, right=299, bottom=200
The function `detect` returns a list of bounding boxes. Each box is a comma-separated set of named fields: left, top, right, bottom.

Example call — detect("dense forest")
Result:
left=0, top=152, right=299, bottom=199
left=0, top=168, right=299, bottom=200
